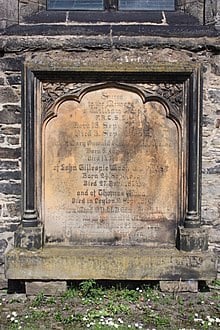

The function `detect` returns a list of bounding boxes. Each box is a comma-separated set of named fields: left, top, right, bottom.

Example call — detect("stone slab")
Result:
left=160, top=280, right=198, bottom=292
left=26, top=281, right=67, bottom=296
left=43, top=88, right=179, bottom=248
left=5, top=247, right=217, bottom=281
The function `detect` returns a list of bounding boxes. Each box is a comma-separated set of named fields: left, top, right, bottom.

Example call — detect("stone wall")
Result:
left=0, top=0, right=219, bottom=287
left=0, top=0, right=219, bottom=29
left=0, top=61, right=22, bottom=287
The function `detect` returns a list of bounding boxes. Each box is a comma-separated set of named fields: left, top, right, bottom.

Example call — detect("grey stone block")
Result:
left=160, top=280, right=198, bottom=292
left=0, top=182, right=21, bottom=195
left=0, top=87, right=19, bottom=103
left=7, top=74, right=21, bottom=85
left=0, top=160, right=19, bottom=170
left=26, top=281, right=67, bottom=296
left=1, top=127, right=20, bottom=135
left=0, top=57, right=24, bottom=71
left=0, top=148, right=21, bottom=159
left=7, top=136, right=20, bottom=145
left=0, top=171, right=21, bottom=181
left=14, top=225, right=43, bottom=250
left=0, top=105, right=21, bottom=124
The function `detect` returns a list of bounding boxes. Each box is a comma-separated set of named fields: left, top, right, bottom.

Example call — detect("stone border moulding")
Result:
left=5, top=62, right=217, bottom=282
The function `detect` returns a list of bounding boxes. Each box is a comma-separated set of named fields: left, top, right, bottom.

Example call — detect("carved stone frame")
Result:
left=19, top=63, right=205, bottom=251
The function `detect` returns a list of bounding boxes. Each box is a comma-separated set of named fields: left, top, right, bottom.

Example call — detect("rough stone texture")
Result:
left=178, top=227, right=209, bottom=252
left=0, top=0, right=18, bottom=30
left=26, top=281, right=67, bottom=296
left=5, top=247, right=217, bottom=280
left=14, top=226, right=43, bottom=250
left=0, top=1, right=219, bottom=285
left=159, top=280, right=198, bottom=293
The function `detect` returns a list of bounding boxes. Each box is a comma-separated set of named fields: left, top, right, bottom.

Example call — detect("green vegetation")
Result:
left=0, top=280, right=219, bottom=329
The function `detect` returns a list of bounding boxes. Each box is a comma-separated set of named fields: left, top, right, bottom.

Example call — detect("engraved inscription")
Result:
left=43, top=88, right=179, bottom=246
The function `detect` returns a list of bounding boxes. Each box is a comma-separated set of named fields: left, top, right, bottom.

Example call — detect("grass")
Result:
left=0, top=280, right=219, bottom=329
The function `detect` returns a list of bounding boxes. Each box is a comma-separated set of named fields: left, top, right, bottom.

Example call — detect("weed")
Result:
left=31, top=292, right=45, bottom=307
left=45, top=296, right=56, bottom=304
left=27, top=309, right=48, bottom=320
left=62, top=287, right=77, bottom=301
left=119, top=288, right=140, bottom=302
left=79, top=279, right=97, bottom=297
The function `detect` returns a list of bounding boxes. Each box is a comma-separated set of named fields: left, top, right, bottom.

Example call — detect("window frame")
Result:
left=47, top=0, right=175, bottom=11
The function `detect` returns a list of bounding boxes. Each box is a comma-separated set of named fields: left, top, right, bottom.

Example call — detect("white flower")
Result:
left=6, top=314, right=10, bottom=319
left=10, top=317, right=15, bottom=322
left=12, top=312, right=17, bottom=317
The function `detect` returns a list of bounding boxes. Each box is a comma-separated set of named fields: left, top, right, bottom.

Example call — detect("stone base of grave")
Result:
left=159, top=280, right=198, bottom=292
left=5, top=246, right=216, bottom=282
left=25, top=281, right=67, bottom=296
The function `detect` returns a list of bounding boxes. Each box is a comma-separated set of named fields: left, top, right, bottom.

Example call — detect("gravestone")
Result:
left=44, top=88, right=178, bottom=247
left=5, top=65, right=216, bottom=287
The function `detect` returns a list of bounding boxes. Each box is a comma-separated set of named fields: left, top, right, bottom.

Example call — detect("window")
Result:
left=47, top=0, right=175, bottom=11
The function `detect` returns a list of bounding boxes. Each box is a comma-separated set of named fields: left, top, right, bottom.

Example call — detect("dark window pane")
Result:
left=119, top=0, right=175, bottom=10
left=48, top=0, right=104, bottom=10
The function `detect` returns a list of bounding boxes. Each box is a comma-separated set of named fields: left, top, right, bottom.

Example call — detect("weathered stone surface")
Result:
left=7, top=136, right=20, bottom=145
left=44, top=88, right=179, bottom=247
left=0, top=57, right=24, bottom=71
left=0, top=105, right=21, bottom=124
left=0, top=148, right=21, bottom=159
left=208, top=89, right=220, bottom=104
left=178, top=227, right=208, bottom=252
left=26, top=281, right=67, bottom=296
left=0, top=239, right=8, bottom=264
left=0, top=87, right=19, bottom=103
left=14, top=225, right=43, bottom=250
left=1, top=127, right=20, bottom=135
left=207, top=165, right=220, bottom=174
left=0, top=3, right=219, bottom=284
left=0, top=171, right=21, bottom=181
left=0, top=36, right=219, bottom=54
left=5, top=247, right=217, bottom=280
left=0, top=76, right=5, bottom=85
left=0, top=182, right=21, bottom=195
left=159, top=280, right=198, bottom=292
left=0, top=160, right=19, bottom=170
left=6, top=74, right=21, bottom=85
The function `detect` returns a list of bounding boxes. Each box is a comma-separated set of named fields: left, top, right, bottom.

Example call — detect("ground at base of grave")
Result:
left=0, top=280, right=219, bottom=330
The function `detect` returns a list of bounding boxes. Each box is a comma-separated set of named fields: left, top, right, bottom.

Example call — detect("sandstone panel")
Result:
left=43, top=88, right=179, bottom=246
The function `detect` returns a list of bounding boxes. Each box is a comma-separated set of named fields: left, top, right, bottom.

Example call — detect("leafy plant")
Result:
left=31, top=292, right=45, bottom=307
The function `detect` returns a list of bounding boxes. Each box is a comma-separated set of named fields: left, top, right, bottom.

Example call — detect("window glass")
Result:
left=47, top=0, right=104, bottom=10
left=119, top=0, right=175, bottom=10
